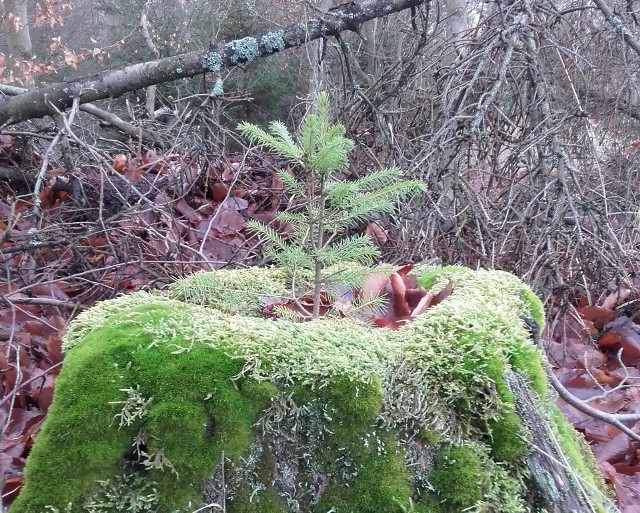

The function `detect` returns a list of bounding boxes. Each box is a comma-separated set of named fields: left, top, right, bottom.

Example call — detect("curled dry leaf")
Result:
left=365, top=221, right=387, bottom=246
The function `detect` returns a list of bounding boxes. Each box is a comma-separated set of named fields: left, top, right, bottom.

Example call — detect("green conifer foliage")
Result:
left=237, top=92, right=425, bottom=318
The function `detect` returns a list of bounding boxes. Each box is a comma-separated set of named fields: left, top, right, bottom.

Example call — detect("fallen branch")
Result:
left=0, top=84, right=161, bottom=145
left=0, top=0, right=427, bottom=127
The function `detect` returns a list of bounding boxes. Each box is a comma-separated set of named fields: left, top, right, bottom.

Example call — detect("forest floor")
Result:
left=1, top=146, right=640, bottom=511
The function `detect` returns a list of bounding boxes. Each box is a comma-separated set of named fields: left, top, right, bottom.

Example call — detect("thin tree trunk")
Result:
left=5, top=0, right=33, bottom=59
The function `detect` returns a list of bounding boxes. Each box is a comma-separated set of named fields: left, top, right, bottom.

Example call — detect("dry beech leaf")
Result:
left=365, top=221, right=388, bottom=246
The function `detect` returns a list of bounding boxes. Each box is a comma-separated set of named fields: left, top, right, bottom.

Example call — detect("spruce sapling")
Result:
left=237, top=92, right=425, bottom=319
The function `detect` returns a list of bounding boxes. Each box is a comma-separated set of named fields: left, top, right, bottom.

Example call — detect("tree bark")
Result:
left=0, top=0, right=427, bottom=128
left=5, top=0, right=33, bottom=59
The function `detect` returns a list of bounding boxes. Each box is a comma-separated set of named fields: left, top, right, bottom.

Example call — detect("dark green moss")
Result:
left=10, top=305, right=275, bottom=513
left=488, top=411, right=527, bottom=461
left=227, top=486, right=287, bottom=513
left=316, top=431, right=412, bottom=513
left=318, top=376, right=382, bottom=434
left=418, top=494, right=445, bottom=512
left=476, top=356, right=527, bottom=460
left=419, top=429, right=441, bottom=446
left=428, top=445, right=483, bottom=510
left=288, top=377, right=405, bottom=512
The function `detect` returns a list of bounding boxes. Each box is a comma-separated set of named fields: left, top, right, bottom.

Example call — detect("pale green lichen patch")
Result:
left=212, top=77, right=224, bottom=95
left=14, top=266, right=613, bottom=513
left=261, top=30, right=285, bottom=53
left=202, top=51, right=222, bottom=72
left=226, top=37, right=259, bottom=64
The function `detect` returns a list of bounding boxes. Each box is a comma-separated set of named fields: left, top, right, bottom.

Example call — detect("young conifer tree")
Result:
left=237, top=92, right=425, bottom=319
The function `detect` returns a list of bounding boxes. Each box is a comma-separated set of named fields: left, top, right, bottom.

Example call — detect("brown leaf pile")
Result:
left=547, top=283, right=640, bottom=512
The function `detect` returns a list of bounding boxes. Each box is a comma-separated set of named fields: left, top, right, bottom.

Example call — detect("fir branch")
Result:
left=246, top=219, right=291, bottom=253
left=353, top=167, right=403, bottom=190
left=237, top=122, right=302, bottom=163
left=276, top=169, right=306, bottom=196
left=237, top=92, right=424, bottom=319
left=317, top=235, right=380, bottom=266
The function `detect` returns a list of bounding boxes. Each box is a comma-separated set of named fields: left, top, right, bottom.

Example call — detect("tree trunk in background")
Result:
left=309, top=0, right=339, bottom=98
left=140, top=0, right=160, bottom=118
left=444, top=0, right=467, bottom=64
left=5, top=0, right=33, bottom=58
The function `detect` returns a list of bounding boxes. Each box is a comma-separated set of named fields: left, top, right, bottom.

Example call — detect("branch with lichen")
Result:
left=0, top=0, right=427, bottom=127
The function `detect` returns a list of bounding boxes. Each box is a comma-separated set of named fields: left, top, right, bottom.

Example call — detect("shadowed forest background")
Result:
left=2, top=0, right=640, bottom=510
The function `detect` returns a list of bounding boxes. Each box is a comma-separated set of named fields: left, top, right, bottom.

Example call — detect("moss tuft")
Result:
left=317, top=431, right=413, bottom=513
left=429, top=445, right=483, bottom=509
left=419, top=429, right=441, bottom=446
left=509, top=342, right=547, bottom=398
left=488, top=411, right=528, bottom=461
left=550, top=405, right=613, bottom=506
left=227, top=486, right=287, bottom=513
left=12, top=305, right=274, bottom=513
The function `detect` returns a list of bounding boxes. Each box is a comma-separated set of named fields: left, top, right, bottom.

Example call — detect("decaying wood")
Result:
left=506, top=370, right=606, bottom=512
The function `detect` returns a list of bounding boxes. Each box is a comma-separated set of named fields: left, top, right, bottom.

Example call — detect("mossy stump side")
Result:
left=10, top=266, right=616, bottom=513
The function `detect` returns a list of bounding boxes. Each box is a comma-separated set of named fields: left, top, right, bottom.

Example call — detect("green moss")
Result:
left=317, top=376, right=383, bottom=435
left=550, top=405, right=613, bottom=506
left=509, top=342, right=547, bottom=398
left=419, top=429, right=441, bottom=446
left=227, top=486, right=287, bottom=513
left=429, top=445, right=483, bottom=509
left=488, top=411, right=527, bottom=461
left=317, top=431, right=413, bottom=513
left=416, top=264, right=471, bottom=290
left=520, top=286, right=546, bottom=328
left=10, top=317, right=140, bottom=512
left=14, top=265, right=613, bottom=512
left=12, top=305, right=274, bottom=513
left=423, top=442, right=529, bottom=513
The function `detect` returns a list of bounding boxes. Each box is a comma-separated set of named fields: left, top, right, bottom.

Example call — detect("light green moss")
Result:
left=550, top=405, right=615, bottom=509
left=12, top=266, right=613, bottom=513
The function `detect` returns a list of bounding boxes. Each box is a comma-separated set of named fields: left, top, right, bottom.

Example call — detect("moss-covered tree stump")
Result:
left=10, top=266, right=616, bottom=513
